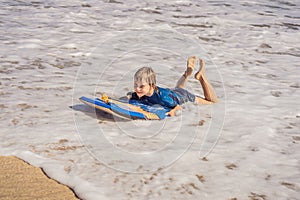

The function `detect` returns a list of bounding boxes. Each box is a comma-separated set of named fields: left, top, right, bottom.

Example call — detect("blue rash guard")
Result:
left=130, top=86, right=196, bottom=109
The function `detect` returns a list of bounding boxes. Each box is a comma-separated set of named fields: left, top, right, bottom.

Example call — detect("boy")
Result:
left=129, top=56, right=219, bottom=116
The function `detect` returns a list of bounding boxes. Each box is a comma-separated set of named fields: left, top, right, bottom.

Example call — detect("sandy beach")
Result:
left=0, top=0, right=299, bottom=199
left=0, top=156, right=78, bottom=200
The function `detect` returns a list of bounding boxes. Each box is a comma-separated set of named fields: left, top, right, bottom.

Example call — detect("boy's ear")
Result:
left=151, top=84, right=157, bottom=91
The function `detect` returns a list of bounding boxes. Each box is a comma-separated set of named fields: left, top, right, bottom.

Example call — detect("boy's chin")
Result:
left=136, top=93, right=144, bottom=98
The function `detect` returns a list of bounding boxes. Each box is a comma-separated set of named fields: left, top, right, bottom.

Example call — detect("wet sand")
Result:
left=0, top=156, right=79, bottom=200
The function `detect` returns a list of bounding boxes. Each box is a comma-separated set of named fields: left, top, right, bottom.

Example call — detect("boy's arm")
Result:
left=127, top=92, right=140, bottom=100
left=166, top=105, right=182, bottom=117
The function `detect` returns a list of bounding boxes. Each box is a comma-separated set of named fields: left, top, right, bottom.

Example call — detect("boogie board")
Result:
left=79, top=95, right=170, bottom=120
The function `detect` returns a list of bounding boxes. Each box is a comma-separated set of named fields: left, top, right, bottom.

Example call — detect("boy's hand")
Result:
left=101, top=94, right=109, bottom=103
left=166, top=105, right=182, bottom=116
left=167, top=110, right=176, bottom=117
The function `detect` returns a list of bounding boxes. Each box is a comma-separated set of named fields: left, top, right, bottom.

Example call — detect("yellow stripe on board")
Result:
left=101, top=94, right=160, bottom=120
left=80, top=97, right=161, bottom=120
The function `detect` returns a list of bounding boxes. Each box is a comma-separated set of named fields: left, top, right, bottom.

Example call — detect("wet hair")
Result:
left=134, top=67, right=156, bottom=87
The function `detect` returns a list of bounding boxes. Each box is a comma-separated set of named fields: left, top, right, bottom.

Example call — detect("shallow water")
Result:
left=1, top=0, right=299, bottom=199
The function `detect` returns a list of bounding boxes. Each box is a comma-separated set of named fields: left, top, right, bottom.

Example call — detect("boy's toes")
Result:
left=199, top=58, right=205, bottom=68
left=195, top=58, right=205, bottom=80
left=185, top=56, right=197, bottom=76
left=187, top=56, right=197, bottom=68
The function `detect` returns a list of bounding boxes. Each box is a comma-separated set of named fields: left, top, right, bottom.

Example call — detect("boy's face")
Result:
left=134, top=81, right=154, bottom=98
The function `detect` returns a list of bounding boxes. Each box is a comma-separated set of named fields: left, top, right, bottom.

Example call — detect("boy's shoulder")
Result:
left=129, top=92, right=148, bottom=100
left=156, top=86, right=172, bottom=95
left=128, top=91, right=138, bottom=100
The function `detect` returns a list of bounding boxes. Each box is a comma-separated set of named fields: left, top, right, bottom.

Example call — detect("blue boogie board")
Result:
left=79, top=96, right=170, bottom=120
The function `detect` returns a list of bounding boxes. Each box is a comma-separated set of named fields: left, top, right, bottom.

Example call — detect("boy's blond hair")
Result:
left=134, top=67, right=156, bottom=86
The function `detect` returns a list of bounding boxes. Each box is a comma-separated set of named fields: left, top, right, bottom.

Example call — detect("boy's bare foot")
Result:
left=195, top=58, right=205, bottom=80
left=184, top=56, right=197, bottom=77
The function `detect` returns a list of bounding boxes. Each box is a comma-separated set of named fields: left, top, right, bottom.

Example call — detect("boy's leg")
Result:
left=176, top=56, right=197, bottom=88
left=195, top=59, right=219, bottom=104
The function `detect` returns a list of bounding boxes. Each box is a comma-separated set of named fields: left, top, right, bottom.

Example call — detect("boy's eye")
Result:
left=134, top=84, right=146, bottom=89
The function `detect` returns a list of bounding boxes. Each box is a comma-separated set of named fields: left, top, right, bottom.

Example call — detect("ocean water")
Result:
left=0, top=0, right=299, bottom=199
